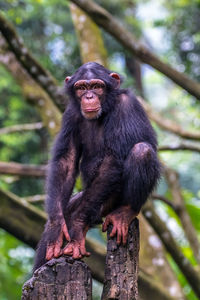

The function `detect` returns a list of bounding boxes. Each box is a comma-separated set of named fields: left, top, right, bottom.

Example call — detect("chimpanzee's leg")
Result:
left=63, top=156, right=122, bottom=258
left=102, top=142, right=160, bottom=245
left=123, top=142, right=160, bottom=211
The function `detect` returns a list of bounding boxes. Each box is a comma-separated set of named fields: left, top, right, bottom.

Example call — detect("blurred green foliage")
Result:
left=153, top=0, right=200, bottom=81
left=0, top=230, right=33, bottom=300
left=0, top=68, right=47, bottom=197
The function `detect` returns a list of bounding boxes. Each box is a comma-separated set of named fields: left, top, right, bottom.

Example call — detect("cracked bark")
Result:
left=101, top=219, right=139, bottom=300
left=22, top=256, right=92, bottom=300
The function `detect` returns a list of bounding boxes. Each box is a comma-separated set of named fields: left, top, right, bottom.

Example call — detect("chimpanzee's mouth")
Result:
left=84, top=107, right=100, bottom=112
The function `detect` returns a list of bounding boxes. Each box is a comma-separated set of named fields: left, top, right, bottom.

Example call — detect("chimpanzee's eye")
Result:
left=93, top=84, right=101, bottom=89
left=79, top=86, right=87, bottom=90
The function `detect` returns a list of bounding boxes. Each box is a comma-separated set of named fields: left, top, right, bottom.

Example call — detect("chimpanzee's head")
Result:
left=65, top=62, right=121, bottom=120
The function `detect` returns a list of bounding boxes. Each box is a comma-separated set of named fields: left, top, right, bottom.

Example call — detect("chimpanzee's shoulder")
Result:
left=117, top=89, right=140, bottom=109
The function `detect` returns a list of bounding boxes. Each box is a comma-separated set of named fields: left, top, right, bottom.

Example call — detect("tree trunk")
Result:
left=101, top=218, right=139, bottom=300
left=22, top=256, right=92, bottom=300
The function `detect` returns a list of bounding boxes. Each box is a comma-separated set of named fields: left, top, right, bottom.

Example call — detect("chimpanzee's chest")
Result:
left=80, top=120, right=105, bottom=157
left=79, top=120, right=106, bottom=185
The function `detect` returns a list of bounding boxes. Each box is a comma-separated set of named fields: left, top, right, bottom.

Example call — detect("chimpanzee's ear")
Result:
left=65, top=76, right=71, bottom=83
left=110, top=73, right=120, bottom=88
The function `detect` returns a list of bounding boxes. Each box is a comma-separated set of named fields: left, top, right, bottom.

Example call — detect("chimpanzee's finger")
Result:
left=54, top=242, right=62, bottom=257
left=80, top=244, right=91, bottom=257
left=116, top=227, right=122, bottom=245
left=85, top=251, right=91, bottom=257
left=102, top=217, right=110, bottom=232
left=122, top=225, right=128, bottom=245
left=73, top=244, right=81, bottom=259
left=110, top=224, right=117, bottom=237
left=80, top=239, right=91, bottom=257
left=63, top=243, right=73, bottom=255
left=46, top=245, right=54, bottom=260
left=63, top=223, right=71, bottom=241
left=54, top=230, right=64, bottom=256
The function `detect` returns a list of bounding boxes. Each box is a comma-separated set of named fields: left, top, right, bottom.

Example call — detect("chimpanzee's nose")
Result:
left=86, top=92, right=93, bottom=99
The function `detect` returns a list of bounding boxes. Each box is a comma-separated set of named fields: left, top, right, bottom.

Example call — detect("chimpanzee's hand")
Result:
left=62, top=222, right=90, bottom=259
left=45, top=219, right=70, bottom=261
left=102, top=206, right=138, bottom=245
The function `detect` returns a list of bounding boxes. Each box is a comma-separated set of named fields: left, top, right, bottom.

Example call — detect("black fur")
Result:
left=34, top=62, right=161, bottom=271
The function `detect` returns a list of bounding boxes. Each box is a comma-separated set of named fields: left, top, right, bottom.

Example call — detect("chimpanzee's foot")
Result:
left=102, top=206, right=138, bottom=245
left=62, top=225, right=90, bottom=259
left=46, top=221, right=70, bottom=260
left=62, top=238, right=90, bottom=259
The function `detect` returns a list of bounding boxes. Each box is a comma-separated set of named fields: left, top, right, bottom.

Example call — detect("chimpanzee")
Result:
left=34, top=62, right=161, bottom=270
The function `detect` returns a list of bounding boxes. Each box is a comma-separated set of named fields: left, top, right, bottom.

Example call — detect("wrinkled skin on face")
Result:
left=74, top=79, right=106, bottom=120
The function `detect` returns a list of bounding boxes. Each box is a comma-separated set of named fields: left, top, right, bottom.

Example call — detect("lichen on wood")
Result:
left=70, top=4, right=108, bottom=67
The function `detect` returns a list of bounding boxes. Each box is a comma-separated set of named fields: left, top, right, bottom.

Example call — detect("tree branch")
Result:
left=69, top=0, right=200, bottom=100
left=152, top=194, right=178, bottom=211
left=70, top=3, right=108, bottom=66
left=0, top=14, right=66, bottom=110
left=0, top=161, right=46, bottom=177
left=143, top=201, right=200, bottom=299
left=0, top=188, right=46, bottom=247
left=125, top=55, right=200, bottom=142
left=0, top=122, right=43, bottom=135
left=164, top=167, right=200, bottom=264
left=138, top=97, right=200, bottom=141
left=24, top=194, right=46, bottom=203
left=0, top=35, right=61, bottom=136
left=125, top=55, right=144, bottom=98
left=159, top=143, right=200, bottom=153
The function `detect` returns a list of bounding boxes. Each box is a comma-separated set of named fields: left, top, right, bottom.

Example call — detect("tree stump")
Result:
left=22, top=256, right=92, bottom=300
left=101, top=218, right=140, bottom=300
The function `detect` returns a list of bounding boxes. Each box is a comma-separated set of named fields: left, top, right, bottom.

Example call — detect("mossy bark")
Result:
left=70, top=4, right=108, bottom=67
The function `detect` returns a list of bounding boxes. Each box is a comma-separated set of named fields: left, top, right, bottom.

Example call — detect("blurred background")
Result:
left=0, top=0, right=200, bottom=299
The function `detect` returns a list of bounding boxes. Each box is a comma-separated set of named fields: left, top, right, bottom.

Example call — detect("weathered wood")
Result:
left=101, top=218, right=139, bottom=300
left=22, top=256, right=92, bottom=300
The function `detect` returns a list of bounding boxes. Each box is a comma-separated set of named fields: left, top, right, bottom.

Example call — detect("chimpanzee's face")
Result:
left=65, top=69, right=120, bottom=120
left=74, top=79, right=106, bottom=120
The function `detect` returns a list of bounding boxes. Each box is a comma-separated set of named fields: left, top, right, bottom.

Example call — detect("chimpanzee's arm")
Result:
left=34, top=107, right=81, bottom=269
left=46, top=106, right=81, bottom=221
left=46, top=140, right=80, bottom=222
